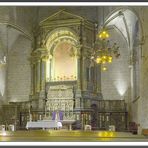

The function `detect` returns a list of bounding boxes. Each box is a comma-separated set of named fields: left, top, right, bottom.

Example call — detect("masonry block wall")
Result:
left=0, top=7, right=36, bottom=103
left=136, top=7, right=148, bottom=130
left=101, top=29, right=130, bottom=101
left=7, top=35, right=32, bottom=102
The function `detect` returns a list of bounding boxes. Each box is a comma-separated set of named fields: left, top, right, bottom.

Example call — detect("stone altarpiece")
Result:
left=29, top=10, right=102, bottom=129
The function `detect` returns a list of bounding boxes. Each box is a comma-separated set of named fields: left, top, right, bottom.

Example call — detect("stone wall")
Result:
left=37, top=6, right=98, bottom=23
left=13, top=7, right=37, bottom=35
left=0, top=6, right=36, bottom=104
left=101, top=29, right=130, bottom=101
left=0, top=7, right=36, bottom=35
left=7, top=34, right=32, bottom=102
left=134, top=7, right=148, bottom=130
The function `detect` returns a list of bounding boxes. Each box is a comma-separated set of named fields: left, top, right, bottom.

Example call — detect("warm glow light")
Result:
left=0, top=65, right=6, bottom=96
left=102, top=66, right=107, bottom=71
left=99, top=34, right=102, bottom=38
left=98, top=131, right=116, bottom=138
left=108, top=59, right=112, bottom=63
left=95, top=54, right=113, bottom=66
left=94, top=27, right=120, bottom=71
left=98, top=132, right=102, bottom=137
left=104, top=132, right=108, bottom=136
left=110, top=132, right=113, bottom=137
left=95, top=55, right=113, bottom=65
left=106, top=34, right=109, bottom=38
left=102, top=60, right=106, bottom=64
left=1, top=131, right=6, bottom=136
left=96, top=57, right=102, bottom=64
left=108, top=56, right=112, bottom=60
left=98, top=30, right=110, bottom=39
left=102, top=56, right=107, bottom=59
left=114, top=74, right=128, bottom=97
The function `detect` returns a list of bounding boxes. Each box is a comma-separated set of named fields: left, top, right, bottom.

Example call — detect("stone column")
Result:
left=82, top=57, right=87, bottom=91
left=93, top=64, right=96, bottom=93
left=49, top=58, right=52, bottom=81
left=34, top=62, right=37, bottom=93
left=77, top=57, right=81, bottom=90
left=30, top=63, right=34, bottom=95
left=38, top=56, right=47, bottom=110
left=41, top=57, right=46, bottom=91
left=75, top=49, right=81, bottom=109
left=80, top=24, right=86, bottom=92
left=30, top=59, right=39, bottom=110
left=37, top=59, right=41, bottom=92
left=80, top=24, right=87, bottom=110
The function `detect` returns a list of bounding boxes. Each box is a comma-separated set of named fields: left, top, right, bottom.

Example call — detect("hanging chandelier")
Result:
left=90, top=7, right=120, bottom=71
left=92, top=27, right=120, bottom=71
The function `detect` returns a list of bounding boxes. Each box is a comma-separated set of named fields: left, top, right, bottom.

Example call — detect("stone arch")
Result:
left=45, top=27, right=80, bottom=49
left=100, top=8, right=142, bottom=102
left=105, top=7, right=143, bottom=48
left=99, top=8, right=142, bottom=127
left=106, top=7, right=143, bottom=37
left=45, top=27, right=80, bottom=82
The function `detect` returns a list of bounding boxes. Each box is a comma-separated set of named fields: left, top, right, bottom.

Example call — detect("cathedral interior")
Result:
left=0, top=5, right=148, bottom=136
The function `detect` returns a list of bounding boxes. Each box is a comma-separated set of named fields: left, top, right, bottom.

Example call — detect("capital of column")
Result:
left=30, top=56, right=42, bottom=65
left=41, top=56, right=48, bottom=62
left=31, top=47, right=49, bottom=61
left=75, top=44, right=82, bottom=59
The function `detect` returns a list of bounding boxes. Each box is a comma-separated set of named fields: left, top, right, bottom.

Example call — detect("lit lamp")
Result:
left=102, top=66, right=107, bottom=71
left=98, top=29, right=110, bottom=39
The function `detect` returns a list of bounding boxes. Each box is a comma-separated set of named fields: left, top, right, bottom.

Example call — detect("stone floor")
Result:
left=0, top=130, right=147, bottom=142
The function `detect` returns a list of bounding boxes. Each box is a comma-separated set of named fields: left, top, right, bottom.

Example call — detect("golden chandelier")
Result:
left=92, top=28, right=120, bottom=71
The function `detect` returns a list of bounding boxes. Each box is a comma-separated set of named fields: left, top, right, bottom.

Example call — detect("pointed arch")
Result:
left=105, top=7, right=143, bottom=48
